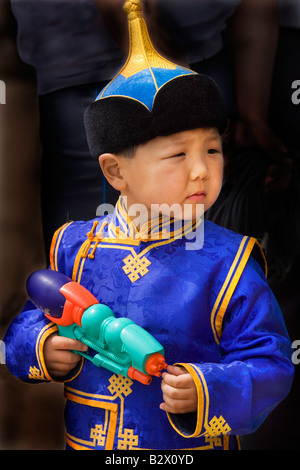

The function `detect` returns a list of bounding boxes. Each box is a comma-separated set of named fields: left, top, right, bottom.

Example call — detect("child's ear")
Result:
left=98, top=154, right=127, bottom=191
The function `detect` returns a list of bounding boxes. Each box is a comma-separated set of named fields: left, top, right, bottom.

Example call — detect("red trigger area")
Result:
left=45, top=281, right=99, bottom=326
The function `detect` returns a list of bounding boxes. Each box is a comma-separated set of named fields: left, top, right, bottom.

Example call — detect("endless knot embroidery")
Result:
left=205, top=435, right=222, bottom=447
left=28, top=366, right=45, bottom=380
left=90, top=424, right=106, bottom=447
left=118, top=428, right=139, bottom=450
left=107, top=375, right=139, bottom=449
left=122, top=254, right=151, bottom=283
left=108, top=374, right=133, bottom=398
left=204, top=415, right=231, bottom=437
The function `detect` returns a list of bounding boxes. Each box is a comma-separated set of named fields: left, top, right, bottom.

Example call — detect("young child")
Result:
left=4, top=0, right=294, bottom=450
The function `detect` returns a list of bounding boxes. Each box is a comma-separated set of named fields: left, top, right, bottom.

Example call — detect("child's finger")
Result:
left=50, top=334, right=88, bottom=353
left=50, top=348, right=82, bottom=365
left=162, top=369, right=193, bottom=389
left=159, top=394, right=196, bottom=414
left=165, top=365, right=188, bottom=376
left=161, top=380, right=191, bottom=400
left=46, top=347, right=84, bottom=378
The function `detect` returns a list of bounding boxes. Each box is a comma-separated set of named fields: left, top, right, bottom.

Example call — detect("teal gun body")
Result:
left=59, top=303, right=167, bottom=384
left=26, top=269, right=167, bottom=385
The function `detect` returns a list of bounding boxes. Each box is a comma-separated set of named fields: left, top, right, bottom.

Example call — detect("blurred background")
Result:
left=0, top=0, right=299, bottom=450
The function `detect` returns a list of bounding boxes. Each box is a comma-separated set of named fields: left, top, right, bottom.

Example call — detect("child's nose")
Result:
left=190, top=159, right=208, bottom=181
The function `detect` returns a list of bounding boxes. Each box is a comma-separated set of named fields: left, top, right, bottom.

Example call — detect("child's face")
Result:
left=116, top=128, right=223, bottom=220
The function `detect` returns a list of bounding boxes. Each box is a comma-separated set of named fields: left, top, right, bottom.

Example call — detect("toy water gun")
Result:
left=26, top=269, right=167, bottom=385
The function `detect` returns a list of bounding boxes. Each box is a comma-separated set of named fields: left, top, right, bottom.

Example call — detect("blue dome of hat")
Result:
left=96, top=0, right=196, bottom=111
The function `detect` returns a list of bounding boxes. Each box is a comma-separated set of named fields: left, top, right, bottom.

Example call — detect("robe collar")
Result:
left=106, top=197, right=202, bottom=242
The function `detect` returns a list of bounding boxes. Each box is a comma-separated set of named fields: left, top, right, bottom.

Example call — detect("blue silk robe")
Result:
left=4, top=198, right=294, bottom=450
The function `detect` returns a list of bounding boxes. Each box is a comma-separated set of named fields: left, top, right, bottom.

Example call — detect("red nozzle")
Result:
left=145, top=353, right=168, bottom=377
left=127, top=366, right=152, bottom=385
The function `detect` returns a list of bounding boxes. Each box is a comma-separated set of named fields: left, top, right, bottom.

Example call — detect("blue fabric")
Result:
left=100, top=67, right=193, bottom=110
left=4, top=203, right=294, bottom=450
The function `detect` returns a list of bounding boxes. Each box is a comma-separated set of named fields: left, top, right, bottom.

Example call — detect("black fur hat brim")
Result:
left=84, top=74, right=227, bottom=159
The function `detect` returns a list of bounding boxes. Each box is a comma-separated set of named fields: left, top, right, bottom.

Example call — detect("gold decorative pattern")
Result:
left=65, top=374, right=139, bottom=450
left=210, top=236, right=257, bottom=345
left=118, top=428, right=139, bottom=450
left=204, top=415, right=231, bottom=437
left=108, top=374, right=133, bottom=398
left=65, top=375, right=231, bottom=450
left=122, top=253, right=151, bottom=282
left=28, top=366, right=46, bottom=381
left=90, top=424, right=106, bottom=447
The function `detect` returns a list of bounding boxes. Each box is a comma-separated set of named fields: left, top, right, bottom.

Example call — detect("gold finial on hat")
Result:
left=121, top=0, right=176, bottom=81
left=123, top=0, right=142, bottom=21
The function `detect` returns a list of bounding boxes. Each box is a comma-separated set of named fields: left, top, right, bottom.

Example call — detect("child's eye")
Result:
left=208, top=148, right=221, bottom=155
left=173, top=152, right=186, bottom=158
left=164, top=152, right=186, bottom=160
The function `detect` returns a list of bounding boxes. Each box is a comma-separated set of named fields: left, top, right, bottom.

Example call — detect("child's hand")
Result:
left=160, top=365, right=198, bottom=414
left=44, top=332, right=88, bottom=379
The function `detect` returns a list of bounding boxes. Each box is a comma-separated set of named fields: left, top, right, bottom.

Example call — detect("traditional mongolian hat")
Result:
left=84, top=0, right=227, bottom=159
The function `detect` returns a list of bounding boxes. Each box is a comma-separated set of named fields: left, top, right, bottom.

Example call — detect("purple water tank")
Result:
left=26, top=269, right=71, bottom=318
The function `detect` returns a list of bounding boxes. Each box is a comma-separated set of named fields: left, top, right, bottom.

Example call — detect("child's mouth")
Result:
left=187, top=191, right=206, bottom=202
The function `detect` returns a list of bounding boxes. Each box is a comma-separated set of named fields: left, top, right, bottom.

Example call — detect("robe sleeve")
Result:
left=166, top=256, right=295, bottom=438
left=3, top=299, right=83, bottom=384
left=4, top=300, right=58, bottom=383
left=3, top=223, right=84, bottom=384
